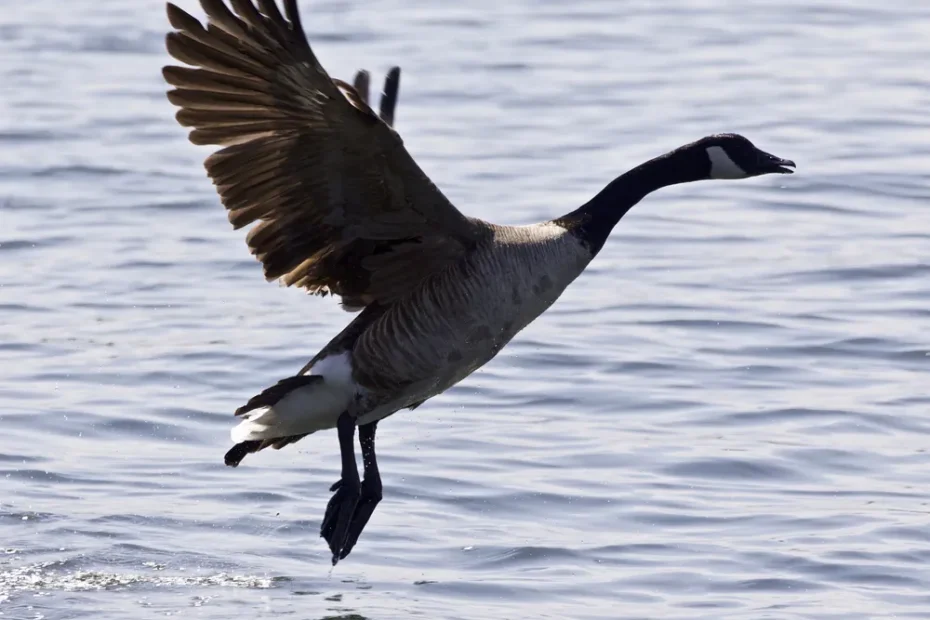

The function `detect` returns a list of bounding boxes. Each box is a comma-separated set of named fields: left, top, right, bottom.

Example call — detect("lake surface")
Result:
left=3, top=0, right=930, bottom=618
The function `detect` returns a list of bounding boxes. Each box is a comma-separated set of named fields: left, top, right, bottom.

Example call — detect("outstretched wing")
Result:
left=163, top=0, right=481, bottom=309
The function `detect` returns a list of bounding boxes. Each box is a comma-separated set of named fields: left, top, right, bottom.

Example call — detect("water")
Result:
left=2, top=0, right=930, bottom=618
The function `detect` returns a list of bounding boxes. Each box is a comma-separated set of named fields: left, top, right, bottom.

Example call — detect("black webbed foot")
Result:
left=319, top=420, right=382, bottom=565
left=337, top=475, right=382, bottom=561
left=320, top=477, right=361, bottom=564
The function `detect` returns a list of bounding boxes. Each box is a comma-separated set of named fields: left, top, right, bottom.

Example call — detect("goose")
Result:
left=162, top=0, right=796, bottom=565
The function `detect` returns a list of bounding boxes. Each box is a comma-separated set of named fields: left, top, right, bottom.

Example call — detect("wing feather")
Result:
left=164, top=0, right=481, bottom=309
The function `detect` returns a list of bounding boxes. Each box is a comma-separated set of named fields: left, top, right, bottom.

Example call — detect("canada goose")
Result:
left=163, top=0, right=796, bottom=565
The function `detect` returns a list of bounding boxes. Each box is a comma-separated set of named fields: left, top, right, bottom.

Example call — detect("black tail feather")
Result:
left=224, top=440, right=262, bottom=467
left=226, top=373, right=325, bottom=466
left=234, top=374, right=322, bottom=416
left=224, top=432, right=313, bottom=467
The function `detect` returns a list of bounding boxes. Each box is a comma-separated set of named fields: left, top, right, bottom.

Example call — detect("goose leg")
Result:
left=337, top=421, right=383, bottom=561
left=320, top=412, right=360, bottom=565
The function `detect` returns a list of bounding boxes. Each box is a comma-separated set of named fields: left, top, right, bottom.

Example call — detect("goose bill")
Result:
left=759, top=152, right=796, bottom=174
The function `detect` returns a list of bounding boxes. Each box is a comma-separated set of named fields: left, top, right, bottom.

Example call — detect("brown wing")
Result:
left=163, top=0, right=481, bottom=310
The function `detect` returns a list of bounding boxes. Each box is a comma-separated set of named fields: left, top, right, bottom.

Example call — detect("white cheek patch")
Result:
left=706, top=146, right=747, bottom=179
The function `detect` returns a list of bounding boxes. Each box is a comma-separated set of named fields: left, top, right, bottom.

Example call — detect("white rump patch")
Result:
left=707, top=146, right=747, bottom=179
left=230, top=352, right=356, bottom=442
left=303, top=351, right=354, bottom=386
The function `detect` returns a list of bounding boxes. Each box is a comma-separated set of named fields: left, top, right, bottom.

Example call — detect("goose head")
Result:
left=698, top=133, right=795, bottom=179
left=550, top=132, right=796, bottom=255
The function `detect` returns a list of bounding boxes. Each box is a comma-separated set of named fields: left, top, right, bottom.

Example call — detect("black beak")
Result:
left=758, top=151, right=796, bottom=174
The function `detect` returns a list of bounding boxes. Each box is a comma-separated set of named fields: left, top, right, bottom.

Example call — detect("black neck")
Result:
left=554, top=146, right=708, bottom=255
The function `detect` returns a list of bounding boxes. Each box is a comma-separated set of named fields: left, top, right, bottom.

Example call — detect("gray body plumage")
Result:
left=349, top=222, right=593, bottom=425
